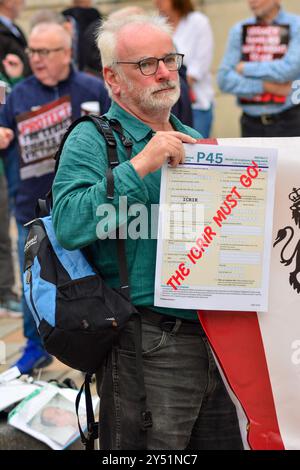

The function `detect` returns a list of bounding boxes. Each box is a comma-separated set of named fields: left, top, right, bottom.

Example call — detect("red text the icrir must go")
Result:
left=166, top=161, right=262, bottom=290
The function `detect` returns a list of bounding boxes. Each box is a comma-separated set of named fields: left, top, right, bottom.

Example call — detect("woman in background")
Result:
left=155, top=0, right=214, bottom=138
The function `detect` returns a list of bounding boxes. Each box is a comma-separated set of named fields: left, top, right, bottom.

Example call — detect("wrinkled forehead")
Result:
left=116, top=23, right=174, bottom=61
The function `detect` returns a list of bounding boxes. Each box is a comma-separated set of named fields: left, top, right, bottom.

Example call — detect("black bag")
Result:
left=24, top=115, right=136, bottom=374
left=24, top=115, right=152, bottom=449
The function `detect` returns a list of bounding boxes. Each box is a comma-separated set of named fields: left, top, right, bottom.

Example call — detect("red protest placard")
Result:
left=240, top=24, right=290, bottom=105
left=16, top=96, right=72, bottom=180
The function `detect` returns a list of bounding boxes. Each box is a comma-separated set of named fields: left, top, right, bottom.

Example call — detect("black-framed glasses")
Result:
left=115, top=53, right=184, bottom=76
left=25, top=47, right=64, bottom=58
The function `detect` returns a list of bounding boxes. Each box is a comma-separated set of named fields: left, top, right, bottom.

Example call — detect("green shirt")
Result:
left=52, top=102, right=200, bottom=320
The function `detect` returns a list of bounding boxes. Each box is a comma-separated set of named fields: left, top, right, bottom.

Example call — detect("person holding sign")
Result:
left=218, top=0, right=300, bottom=137
left=0, top=21, right=110, bottom=375
left=52, top=13, right=242, bottom=450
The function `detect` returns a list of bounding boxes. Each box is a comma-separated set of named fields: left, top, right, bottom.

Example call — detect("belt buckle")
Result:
left=261, top=114, right=274, bottom=125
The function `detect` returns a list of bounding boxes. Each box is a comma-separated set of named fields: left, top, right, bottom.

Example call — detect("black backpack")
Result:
left=23, top=115, right=152, bottom=449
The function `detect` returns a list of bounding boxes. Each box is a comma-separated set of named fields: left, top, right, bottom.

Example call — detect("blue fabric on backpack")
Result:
left=23, top=214, right=135, bottom=373
left=23, top=216, right=96, bottom=329
left=29, top=259, right=56, bottom=327
left=42, top=216, right=95, bottom=280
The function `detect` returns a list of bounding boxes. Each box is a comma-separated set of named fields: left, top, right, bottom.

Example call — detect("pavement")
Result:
left=0, top=315, right=90, bottom=450
left=0, top=220, right=90, bottom=450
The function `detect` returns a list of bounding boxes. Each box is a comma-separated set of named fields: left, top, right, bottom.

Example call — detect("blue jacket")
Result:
left=217, top=8, right=300, bottom=116
left=0, top=67, right=110, bottom=223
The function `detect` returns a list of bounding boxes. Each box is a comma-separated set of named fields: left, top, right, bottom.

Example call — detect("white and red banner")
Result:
left=16, top=96, right=72, bottom=180
left=198, top=137, right=300, bottom=450
left=240, top=24, right=290, bottom=105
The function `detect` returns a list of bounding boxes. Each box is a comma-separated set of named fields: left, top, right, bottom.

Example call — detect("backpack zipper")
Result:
left=25, top=268, right=41, bottom=324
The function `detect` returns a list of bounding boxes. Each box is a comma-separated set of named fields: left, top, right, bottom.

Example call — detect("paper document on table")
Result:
left=154, top=144, right=277, bottom=311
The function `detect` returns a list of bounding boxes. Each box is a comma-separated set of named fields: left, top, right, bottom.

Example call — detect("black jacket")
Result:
left=0, top=19, right=31, bottom=77
left=172, top=65, right=194, bottom=127
left=62, top=7, right=101, bottom=70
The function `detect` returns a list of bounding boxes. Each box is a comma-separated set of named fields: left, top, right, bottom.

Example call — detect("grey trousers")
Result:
left=97, top=312, right=243, bottom=450
left=0, top=174, right=15, bottom=300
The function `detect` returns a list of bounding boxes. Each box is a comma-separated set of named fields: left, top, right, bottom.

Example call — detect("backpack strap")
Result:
left=65, top=115, right=133, bottom=201
left=109, top=117, right=133, bottom=160
left=116, top=229, right=130, bottom=298
left=85, top=115, right=119, bottom=200
left=36, top=115, right=107, bottom=215
left=77, top=315, right=152, bottom=451
left=53, top=115, right=97, bottom=174
left=36, top=198, right=49, bottom=218
left=68, top=114, right=132, bottom=298
left=75, top=373, right=98, bottom=450
left=134, top=314, right=153, bottom=437
left=41, top=114, right=131, bottom=297
left=39, top=114, right=131, bottom=212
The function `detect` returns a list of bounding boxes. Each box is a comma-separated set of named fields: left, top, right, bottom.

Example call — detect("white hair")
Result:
left=96, top=13, right=173, bottom=69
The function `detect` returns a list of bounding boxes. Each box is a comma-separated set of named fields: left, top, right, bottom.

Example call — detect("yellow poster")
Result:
left=155, top=144, right=277, bottom=312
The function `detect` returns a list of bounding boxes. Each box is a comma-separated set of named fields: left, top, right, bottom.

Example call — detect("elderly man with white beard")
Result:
left=52, top=14, right=243, bottom=450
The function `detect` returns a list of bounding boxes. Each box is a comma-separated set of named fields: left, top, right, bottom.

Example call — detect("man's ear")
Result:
left=103, top=66, right=121, bottom=96
left=64, top=47, right=73, bottom=66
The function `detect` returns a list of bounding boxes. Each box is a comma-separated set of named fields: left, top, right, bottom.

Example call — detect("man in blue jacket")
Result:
left=0, top=21, right=110, bottom=374
left=218, top=0, right=300, bottom=137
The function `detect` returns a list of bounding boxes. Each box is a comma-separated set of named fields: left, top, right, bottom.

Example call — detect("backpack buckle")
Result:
left=141, top=410, right=153, bottom=430
left=121, top=137, right=133, bottom=148
left=87, top=421, right=99, bottom=441
left=106, top=137, right=117, bottom=147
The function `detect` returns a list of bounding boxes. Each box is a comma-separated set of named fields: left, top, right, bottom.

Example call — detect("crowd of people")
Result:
left=0, top=0, right=300, bottom=450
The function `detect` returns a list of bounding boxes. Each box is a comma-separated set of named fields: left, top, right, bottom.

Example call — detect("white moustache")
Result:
left=152, top=81, right=178, bottom=94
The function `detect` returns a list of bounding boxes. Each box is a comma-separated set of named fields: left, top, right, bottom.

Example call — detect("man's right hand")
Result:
left=263, top=81, right=292, bottom=96
left=0, top=127, right=14, bottom=149
left=131, top=131, right=197, bottom=178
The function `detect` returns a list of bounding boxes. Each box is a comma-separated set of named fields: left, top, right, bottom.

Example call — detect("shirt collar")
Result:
left=105, top=101, right=185, bottom=142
